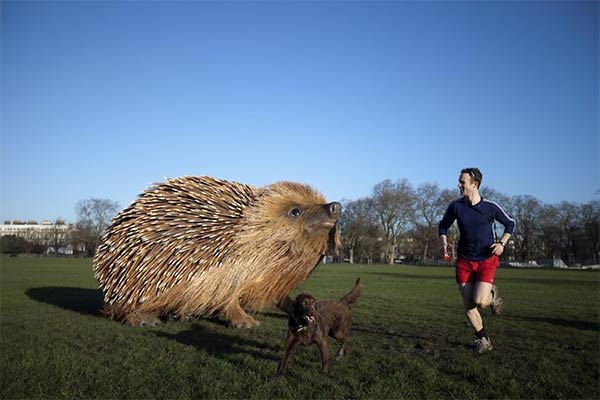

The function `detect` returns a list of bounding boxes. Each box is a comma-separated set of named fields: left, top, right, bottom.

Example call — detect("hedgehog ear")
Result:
left=326, top=222, right=341, bottom=256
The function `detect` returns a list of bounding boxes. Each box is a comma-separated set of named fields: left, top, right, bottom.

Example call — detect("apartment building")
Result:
left=0, top=220, right=73, bottom=246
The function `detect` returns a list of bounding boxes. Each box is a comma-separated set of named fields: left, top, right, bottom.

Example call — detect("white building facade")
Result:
left=0, top=221, right=73, bottom=246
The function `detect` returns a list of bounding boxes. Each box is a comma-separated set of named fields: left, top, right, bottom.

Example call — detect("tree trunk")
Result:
left=388, top=245, right=396, bottom=265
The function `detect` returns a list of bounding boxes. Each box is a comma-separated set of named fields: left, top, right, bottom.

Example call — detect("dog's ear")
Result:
left=276, top=296, right=294, bottom=315
left=293, top=294, right=304, bottom=310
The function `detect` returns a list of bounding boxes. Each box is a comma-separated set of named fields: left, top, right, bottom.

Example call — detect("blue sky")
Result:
left=1, top=0, right=598, bottom=223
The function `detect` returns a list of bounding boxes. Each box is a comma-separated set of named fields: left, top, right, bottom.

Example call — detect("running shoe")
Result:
left=474, top=337, right=494, bottom=354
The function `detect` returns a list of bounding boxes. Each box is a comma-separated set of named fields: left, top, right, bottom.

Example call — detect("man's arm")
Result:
left=440, top=234, right=451, bottom=259
left=492, top=202, right=516, bottom=235
left=438, top=203, right=455, bottom=258
left=491, top=202, right=515, bottom=256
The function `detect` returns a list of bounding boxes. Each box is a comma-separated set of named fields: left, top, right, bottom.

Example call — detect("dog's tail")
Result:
left=339, top=277, right=363, bottom=309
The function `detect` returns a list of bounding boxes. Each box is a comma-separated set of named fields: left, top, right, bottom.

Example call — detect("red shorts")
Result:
left=455, top=255, right=499, bottom=284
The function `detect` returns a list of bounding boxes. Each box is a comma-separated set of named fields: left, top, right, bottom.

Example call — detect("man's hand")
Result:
left=491, top=242, right=505, bottom=256
left=440, top=240, right=452, bottom=260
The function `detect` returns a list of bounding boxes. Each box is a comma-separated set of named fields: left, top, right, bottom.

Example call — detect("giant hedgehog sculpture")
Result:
left=94, top=176, right=341, bottom=328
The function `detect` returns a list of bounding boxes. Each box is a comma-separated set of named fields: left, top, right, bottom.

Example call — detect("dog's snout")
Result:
left=327, top=202, right=341, bottom=217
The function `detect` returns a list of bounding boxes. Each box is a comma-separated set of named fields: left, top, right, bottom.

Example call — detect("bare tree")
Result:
left=340, top=198, right=377, bottom=264
left=578, top=200, right=600, bottom=264
left=412, top=183, right=449, bottom=262
left=538, top=202, right=580, bottom=265
left=48, top=219, right=69, bottom=254
left=537, top=200, right=600, bottom=265
left=508, top=195, right=543, bottom=262
left=75, top=198, right=120, bottom=256
left=437, top=188, right=460, bottom=260
left=539, top=204, right=562, bottom=262
left=357, top=225, right=385, bottom=264
left=556, top=202, right=581, bottom=265
left=371, top=179, right=415, bottom=265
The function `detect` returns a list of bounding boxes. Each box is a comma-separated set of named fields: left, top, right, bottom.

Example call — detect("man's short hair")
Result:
left=461, top=167, right=483, bottom=188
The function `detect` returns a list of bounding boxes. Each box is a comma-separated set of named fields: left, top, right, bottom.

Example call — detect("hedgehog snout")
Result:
left=327, top=202, right=342, bottom=218
left=303, top=203, right=341, bottom=236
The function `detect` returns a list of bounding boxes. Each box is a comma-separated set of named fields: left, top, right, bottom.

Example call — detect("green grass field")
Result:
left=1, top=257, right=598, bottom=399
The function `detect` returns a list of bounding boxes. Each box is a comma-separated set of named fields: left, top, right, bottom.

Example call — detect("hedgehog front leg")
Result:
left=223, top=300, right=260, bottom=328
left=123, top=312, right=162, bottom=327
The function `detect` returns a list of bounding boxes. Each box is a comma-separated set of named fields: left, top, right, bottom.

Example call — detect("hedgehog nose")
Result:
left=328, top=202, right=341, bottom=217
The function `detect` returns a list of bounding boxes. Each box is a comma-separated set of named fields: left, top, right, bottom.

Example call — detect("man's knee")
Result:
left=474, top=297, right=490, bottom=308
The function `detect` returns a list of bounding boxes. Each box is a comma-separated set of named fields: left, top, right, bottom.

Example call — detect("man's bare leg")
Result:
left=459, top=282, right=493, bottom=353
left=473, top=281, right=493, bottom=309
left=458, top=283, right=483, bottom=331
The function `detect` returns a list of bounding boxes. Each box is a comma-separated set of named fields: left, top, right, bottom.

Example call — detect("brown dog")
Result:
left=275, top=278, right=363, bottom=377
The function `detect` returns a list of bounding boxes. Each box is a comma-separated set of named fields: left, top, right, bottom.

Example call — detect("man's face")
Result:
left=458, top=172, right=478, bottom=197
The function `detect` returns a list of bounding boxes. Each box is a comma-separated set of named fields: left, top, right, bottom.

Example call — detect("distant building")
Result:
left=0, top=220, right=73, bottom=246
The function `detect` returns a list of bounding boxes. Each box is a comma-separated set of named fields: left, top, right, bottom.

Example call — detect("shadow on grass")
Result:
left=258, top=311, right=288, bottom=320
left=510, top=315, right=600, bottom=332
left=26, top=287, right=103, bottom=316
left=352, top=324, right=433, bottom=340
left=368, top=272, right=450, bottom=280
left=512, top=277, right=599, bottom=287
left=150, top=324, right=281, bottom=362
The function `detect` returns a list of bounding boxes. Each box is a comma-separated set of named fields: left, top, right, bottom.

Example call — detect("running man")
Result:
left=439, top=167, right=515, bottom=354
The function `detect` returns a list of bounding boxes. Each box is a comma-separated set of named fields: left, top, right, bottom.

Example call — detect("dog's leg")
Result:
left=333, top=331, right=349, bottom=360
left=335, top=339, right=348, bottom=360
left=275, top=334, right=299, bottom=378
left=316, top=338, right=331, bottom=374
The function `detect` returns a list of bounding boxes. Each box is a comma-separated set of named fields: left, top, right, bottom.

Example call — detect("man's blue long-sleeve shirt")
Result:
left=439, top=198, right=516, bottom=261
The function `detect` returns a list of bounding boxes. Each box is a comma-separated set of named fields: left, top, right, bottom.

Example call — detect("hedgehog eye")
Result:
left=288, top=208, right=303, bottom=217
